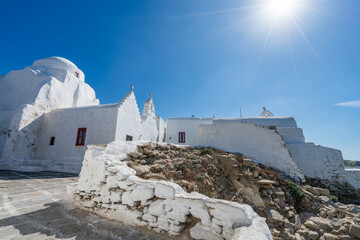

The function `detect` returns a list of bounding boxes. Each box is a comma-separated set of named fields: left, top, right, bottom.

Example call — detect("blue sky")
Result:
left=0, top=0, right=359, bottom=160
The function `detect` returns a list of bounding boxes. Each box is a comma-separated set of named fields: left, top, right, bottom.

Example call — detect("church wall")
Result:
left=276, top=127, right=305, bottom=144
left=156, top=116, right=166, bottom=142
left=167, top=118, right=213, bottom=146
left=286, top=143, right=346, bottom=180
left=0, top=109, right=16, bottom=157
left=344, top=170, right=360, bottom=190
left=197, top=121, right=305, bottom=182
left=115, top=92, right=142, bottom=141
left=34, top=104, right=119, bottom=170
left=141, top=116, right=158, bottom=141
left=215, top=116, right=298, bottom=128
left=285, top=143, right=360, bottom=190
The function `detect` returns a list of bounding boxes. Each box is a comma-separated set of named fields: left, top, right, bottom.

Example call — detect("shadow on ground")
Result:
left=0, top=170, right=78, bottom=180
left=0, top=201, right=175, bottom=240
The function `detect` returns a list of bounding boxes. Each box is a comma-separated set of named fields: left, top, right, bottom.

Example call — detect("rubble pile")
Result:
left=125, top=143, right=360, bottom=240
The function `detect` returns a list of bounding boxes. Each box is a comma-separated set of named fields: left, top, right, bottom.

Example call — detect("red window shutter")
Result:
left=76, top=128, right=87, bottom=146
left=179, top=132, right=185, bottom=143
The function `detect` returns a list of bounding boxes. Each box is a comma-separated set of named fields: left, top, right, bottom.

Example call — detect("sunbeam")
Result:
left=289, top=15, right=327, bottom=70
left=169, top=4, right=266, bottom=19
left=195, top=10, right=267, bottom=45
left=286, top=21, right=301, bottom=90
left=251, top=18, right=276, bottom=82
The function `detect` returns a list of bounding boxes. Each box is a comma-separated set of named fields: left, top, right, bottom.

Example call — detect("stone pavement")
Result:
left=0, top=170, right=173, bottom=240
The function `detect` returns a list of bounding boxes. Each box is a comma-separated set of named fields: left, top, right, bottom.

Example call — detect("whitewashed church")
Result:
left=1, top=57, right=359, bottom=190
left=0, top=57, right=166, bottom=173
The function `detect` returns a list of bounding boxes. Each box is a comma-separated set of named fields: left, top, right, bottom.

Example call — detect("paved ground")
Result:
left=0, top=170, right=173, bottom=240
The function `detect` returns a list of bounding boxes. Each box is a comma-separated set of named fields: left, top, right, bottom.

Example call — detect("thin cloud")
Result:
left=335, top=100, right=360, bottom=108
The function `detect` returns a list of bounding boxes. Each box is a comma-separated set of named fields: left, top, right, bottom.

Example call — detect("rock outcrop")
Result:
left=66, top=141, right=273, bottom=240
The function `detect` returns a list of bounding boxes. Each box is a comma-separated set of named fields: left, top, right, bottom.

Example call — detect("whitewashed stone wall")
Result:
left=196, top=121, right=305, bottom=182
left=66, top=141, right=273, bottom=240
left=217, top=116, right=298, bottom=128
left=286, top=143, right=345, bottom=180
left=287, top=143, right=360, bottom=190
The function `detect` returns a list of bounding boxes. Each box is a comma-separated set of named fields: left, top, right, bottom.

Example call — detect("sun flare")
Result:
left=267, top=0, right=298, bottom=18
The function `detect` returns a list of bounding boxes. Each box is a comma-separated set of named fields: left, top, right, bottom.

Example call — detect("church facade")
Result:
left=0, top=57, right=165, bottom=173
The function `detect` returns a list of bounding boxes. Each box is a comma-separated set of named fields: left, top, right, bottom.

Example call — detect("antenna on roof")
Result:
left=240, top=108, right=243, bottom=118
left=131, top=84, right=134, bottom=92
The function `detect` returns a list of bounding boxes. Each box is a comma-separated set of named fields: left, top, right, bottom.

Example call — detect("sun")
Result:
left=267, top=0, right=298, bottom=18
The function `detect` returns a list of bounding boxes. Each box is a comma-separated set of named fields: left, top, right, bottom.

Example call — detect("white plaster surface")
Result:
left=197, top=120, right=304, bottom=182
left=67, top=141, right=273, bottom=240
left=156, top=116, right=167, bottom=142
left=0, top=57, right=164, bottom=173
left=215, top=116, right=298, bottom=128
left=140, top=95, right=158, bottom=141
left=0, top=57, right=99, bottom=170
left=166, top=118, right=213, bottom=146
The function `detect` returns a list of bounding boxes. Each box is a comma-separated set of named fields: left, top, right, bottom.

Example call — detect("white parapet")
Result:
left=66, top=141, right=273, bottom=240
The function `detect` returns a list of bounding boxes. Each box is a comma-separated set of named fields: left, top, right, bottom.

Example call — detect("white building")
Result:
left=1, top=56, right=359, bottom=191
left=167, top=109, right=360, bottom=189
left=0, top=57, right=166, bottom=173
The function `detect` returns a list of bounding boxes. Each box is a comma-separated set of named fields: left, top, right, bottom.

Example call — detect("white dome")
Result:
left=33, top=57, right=79, bottom=71
left=32, top=57, right=84, bottom=81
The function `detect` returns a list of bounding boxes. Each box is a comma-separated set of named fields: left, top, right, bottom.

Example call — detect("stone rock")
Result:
left=131, top=186, right=154, bottom=204
left=350, top=205, right=360, bottom=214
left=148, top=199, right=165, bottom=216
left=154, top=181, right=183, bottom=199
left=121, top=191, right=135, bottom=207
left=128, top=152, right=140, bottom=158
left=132, top=164, right=150, bottom=176
left=257, top=179, right=278, bottom=186
left=206, top=199, right=253, bottom=228
left=332, top=218, right=340, bottom=230
left=106, top=175, right=118, bottom=189
left=323, top=233, right=339, bottom=240
left=157, top=215, right=170, bottom=231
left=308, top=231, right=319, bottom=240
left=266, top=208, right=284, bottom=226
left=242, top=159, right=253, bottom=167
left=340, top=235, right=351, bottom=240
left=189, top=206, right=211, bottom=226
left=232, top=216, right=273, bottom=240
left=314, top=187, right=330, bottom=196
left=304, top=185, right=320, bottom=196
left=142, top=213, right=157, bottom=223
left=295, top=233, right=304, bottom=240
left=310, top=217, right=333, bottom=232
left=116, top=167, right=136, bottom=181
left=305, top=220, right=321, bottom=231
left=349, top=223, right=360, bottom=239
left=190, top=223, right=223, bottom=240
left=110, top=192, right=121, bottom=203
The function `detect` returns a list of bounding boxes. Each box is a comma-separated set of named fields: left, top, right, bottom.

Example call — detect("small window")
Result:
left=179, top=132, right=185, bottom=143
left=76, top=128, right=87, bottom=146
left=126, top=135, right=133, bottom=141
left=49, top=137, right=55, bottom=146
left=74, top=72, right=79, bottom=78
